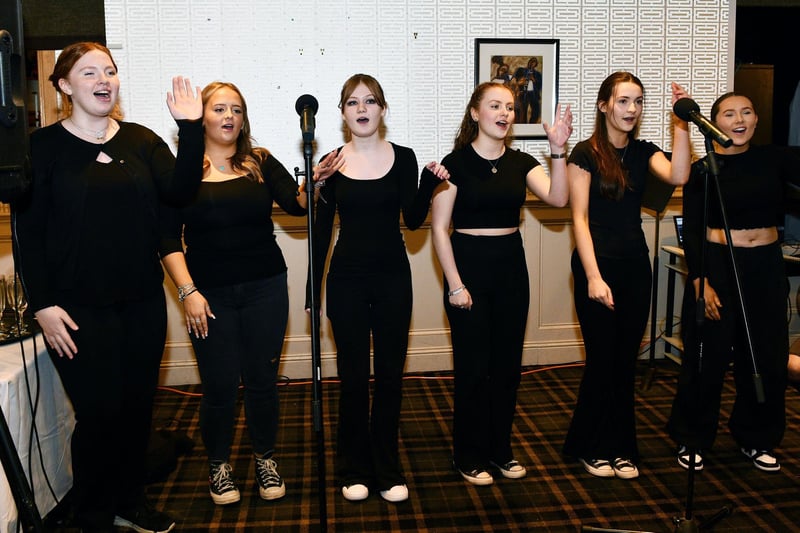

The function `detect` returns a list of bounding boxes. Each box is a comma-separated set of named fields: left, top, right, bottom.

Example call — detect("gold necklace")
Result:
left=488, top=157, right=500, bottom=174
left=69, top=117, right=109, bottom=140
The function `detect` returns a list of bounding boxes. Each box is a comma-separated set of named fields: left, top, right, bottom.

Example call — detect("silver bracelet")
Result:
left=447, top=285, right=466, bottom=297
left=177, top=283, right=197, bottom=302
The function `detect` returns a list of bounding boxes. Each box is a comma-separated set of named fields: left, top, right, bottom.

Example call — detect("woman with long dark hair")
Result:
left=563, top=72, right=690, bottom=479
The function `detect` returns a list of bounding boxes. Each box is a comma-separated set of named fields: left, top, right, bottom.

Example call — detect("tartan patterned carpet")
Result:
left=140, top=361, right=800, bottom=532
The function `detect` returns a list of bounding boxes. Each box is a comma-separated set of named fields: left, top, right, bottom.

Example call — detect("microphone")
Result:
left=673, top=98, right=732, bottom=148
left=295, top=94, right=318, bottom=143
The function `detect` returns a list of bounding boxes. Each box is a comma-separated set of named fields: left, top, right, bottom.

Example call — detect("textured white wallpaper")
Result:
left=104, top=0, right=733, bottom=174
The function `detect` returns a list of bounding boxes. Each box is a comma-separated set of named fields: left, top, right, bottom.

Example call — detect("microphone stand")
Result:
left=672, top=136, right=745, bottom=532
left=295, top=138, right=327, bottom=532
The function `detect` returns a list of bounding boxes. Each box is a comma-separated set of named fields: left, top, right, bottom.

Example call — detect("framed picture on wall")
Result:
left=475, top=38, right=560, bottom=139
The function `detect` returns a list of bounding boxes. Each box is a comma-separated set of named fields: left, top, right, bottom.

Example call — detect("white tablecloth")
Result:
left=0, top=334, right=74, bottom=533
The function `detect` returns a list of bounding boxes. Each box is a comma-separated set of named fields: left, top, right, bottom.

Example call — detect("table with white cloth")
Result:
left=0, top=334, right=74, bottom=533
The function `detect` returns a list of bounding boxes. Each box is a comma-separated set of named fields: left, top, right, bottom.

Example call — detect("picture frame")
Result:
left=475, top=38, right=560, bottom=139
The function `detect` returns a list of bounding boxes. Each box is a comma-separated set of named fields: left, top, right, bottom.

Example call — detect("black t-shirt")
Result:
left=442, top=144, right=541, bottom=229
left=569, top=138, right=661, bottom=258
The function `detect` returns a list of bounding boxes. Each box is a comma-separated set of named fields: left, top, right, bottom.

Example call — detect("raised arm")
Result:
left=526, top=103, right=573, bottom=207
left=649, top=82, right=691, bottom=186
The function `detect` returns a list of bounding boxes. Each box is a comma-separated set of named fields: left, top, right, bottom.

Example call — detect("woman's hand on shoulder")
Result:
left=34, top=306, right=79, bottom=359
left=313, top=150, right=345, bottom=183
left=166, top=76, right=203, bottom=121
left=543, top=103, right=573, bottom=151
left=425, top=161, right=450, bottom=181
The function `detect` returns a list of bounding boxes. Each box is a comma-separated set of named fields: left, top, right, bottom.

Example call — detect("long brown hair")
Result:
left=453, top=82, right=514, bottom=151
left=201, top=81, right=269, bottom=183
left=589, top=71, right=644, bottom=200
left=50, top=42, right=123, bottom=119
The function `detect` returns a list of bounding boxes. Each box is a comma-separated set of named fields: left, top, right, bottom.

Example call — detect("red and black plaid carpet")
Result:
left=79, top=361, right=800, bottom=531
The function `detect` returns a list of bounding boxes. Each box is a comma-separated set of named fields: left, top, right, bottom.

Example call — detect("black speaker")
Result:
left=0, top=0, right=30, bottom=203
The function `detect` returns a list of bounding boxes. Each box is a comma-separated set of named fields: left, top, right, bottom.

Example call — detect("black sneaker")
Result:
left=113, top=499, right=175, bottom=533
left=255, top=454, right=286, bottom=500
left=740, top=448, right=781, bottom=472
left=209, top=462, right=241, bottom=505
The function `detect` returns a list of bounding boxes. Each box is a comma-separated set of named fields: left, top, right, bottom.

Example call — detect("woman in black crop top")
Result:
left=160, top=82, right=318, bottom=505
left=667, top=93, right=800, bottom=473
left=308, top=74, right=449, bottom=503
left=16, top=42, right=203, bottom=532
left=431, top=82, right=573, bottom=486
left=563, top=72, right=691, bottom=480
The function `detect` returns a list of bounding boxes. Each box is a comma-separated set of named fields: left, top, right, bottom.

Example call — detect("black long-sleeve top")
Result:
left=16, top=120, right=204, bottom=312
left=682, top=144, right=800, bottom=280
left=308, top=143, right=438, bottom=305
left=159, top=153, right=306, bottom=289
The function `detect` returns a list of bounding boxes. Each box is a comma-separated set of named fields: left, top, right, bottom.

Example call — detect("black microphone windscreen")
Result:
left=295, top=94, right=319, bottom=115
left=673, top=98, right=700, bottom=122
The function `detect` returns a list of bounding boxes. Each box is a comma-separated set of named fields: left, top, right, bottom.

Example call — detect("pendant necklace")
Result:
left=69, top=118, right=108, bottom=141
left=488, top=158, right=500, bottom=174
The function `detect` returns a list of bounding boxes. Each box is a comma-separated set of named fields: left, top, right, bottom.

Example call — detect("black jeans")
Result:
left=667, top=241, right=788, bottom=451
left=445, top=231, right=529, bottom=470
left=49, top=290, right=166, bottom=528
left=563, top=250, right=651, bottom=462
left=191, top=273, right=288, bottom=462
left=326, top=264, right=412, bottom=491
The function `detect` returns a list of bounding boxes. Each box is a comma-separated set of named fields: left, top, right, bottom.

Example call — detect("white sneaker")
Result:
left=342, top=483, right=369, bottom=501
left=379, top=484, right=408, bottom=502
left=611, top=458, right=639, bottom=480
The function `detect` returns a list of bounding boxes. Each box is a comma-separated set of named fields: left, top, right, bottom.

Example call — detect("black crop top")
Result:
left=682, top=144, right=800, bottom=279
left=441, top=144, right=541, bottom=229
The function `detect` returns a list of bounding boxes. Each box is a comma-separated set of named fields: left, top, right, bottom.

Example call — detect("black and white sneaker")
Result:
left=677, top=445, right=704, bottom=471
left=113, top=498, right=175, bottom=533
left=490, top=459, right=527, bottom=479
left=209, top=462, right=241, bottom=505
left=740, top=448, right=780, bottom=472
left=578, top=458, right=615, bottom=478
left=255, top=454, right=286, bottom=500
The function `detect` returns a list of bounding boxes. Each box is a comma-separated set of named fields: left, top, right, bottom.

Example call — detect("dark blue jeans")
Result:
left=191, top=272, right=288, bottom=461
